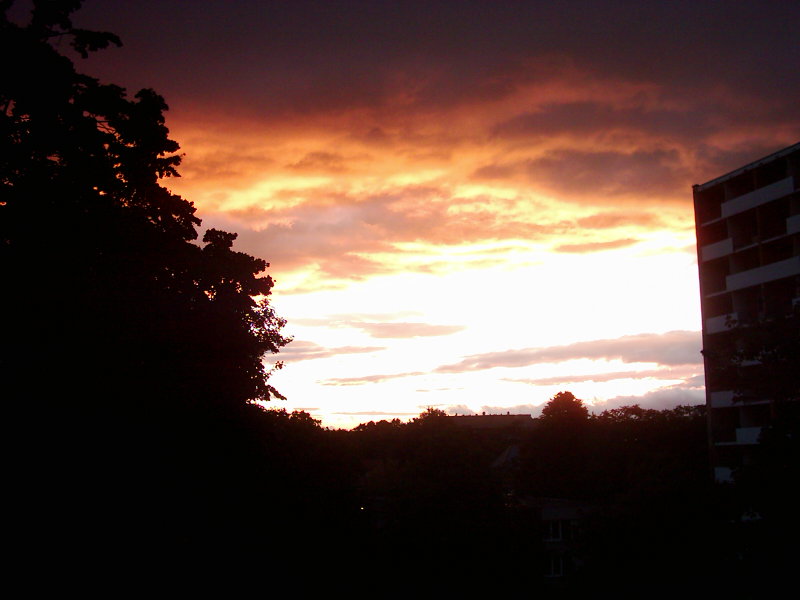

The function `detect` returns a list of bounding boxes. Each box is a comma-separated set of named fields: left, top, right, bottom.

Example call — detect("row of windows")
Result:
left=700, top=233, right=798, bottom=296
left=702, top=275, right=798, bottom=320
left=694, top=149, right=798, bottom=224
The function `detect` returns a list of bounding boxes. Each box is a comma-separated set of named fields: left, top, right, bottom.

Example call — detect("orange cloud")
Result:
left=554, top=238, right=639, bottom=254
left=576, top=212, right=662, bottom=230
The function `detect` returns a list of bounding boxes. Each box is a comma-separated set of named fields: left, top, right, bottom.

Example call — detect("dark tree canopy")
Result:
left=411, top=406, right=449, bottom=425
left=1, top=1, right=292, bottom=560
left=539, top=391, right=590, bottom=424
left=1, top=0, right=290, bottom=412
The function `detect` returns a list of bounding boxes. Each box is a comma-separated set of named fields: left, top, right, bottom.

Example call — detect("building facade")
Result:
left=693, top=142, right=800, bottom=482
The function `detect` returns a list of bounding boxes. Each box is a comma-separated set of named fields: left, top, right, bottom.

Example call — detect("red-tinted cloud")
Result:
left=290, top=314, right=464, bottom=338
left=503, top=366, right=701, bottom=386
left=72, top=2, right=800, bottom=122
left=436, top=330, right=702, bottom=373
left=277, top=340, right=385, bottom=362
left=320, top=371, right=426, bottom=386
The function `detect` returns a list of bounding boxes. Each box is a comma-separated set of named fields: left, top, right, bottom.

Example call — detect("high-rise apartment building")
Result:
left=693, top=142, right=800, bottom=482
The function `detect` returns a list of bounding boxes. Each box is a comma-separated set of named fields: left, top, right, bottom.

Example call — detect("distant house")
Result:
left=520, top=496, right=595, bottom=580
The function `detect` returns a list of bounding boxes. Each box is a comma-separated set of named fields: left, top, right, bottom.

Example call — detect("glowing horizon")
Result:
left=66, top=0, right=800, bottom=428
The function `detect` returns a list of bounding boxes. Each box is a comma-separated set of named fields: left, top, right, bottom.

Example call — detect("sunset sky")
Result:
left=50, top=0, right=800, bottom=428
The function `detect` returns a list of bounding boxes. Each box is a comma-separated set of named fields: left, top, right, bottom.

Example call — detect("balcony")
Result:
left=721, top=176, right=795, bottom=219
left=788, top=214, right=800, bottom=235
left=714, top=467, right=734, bottom=483
left=705, top=313, right=736, bottom=334
left=700, top=238, right=733, bottom=262
left=726, top=256, right=800, bottom=291
left=716, top=426, right=764, bottom=446
left=710, top=390, right=735, bottom=408
left=709, top=391, right=771, bottom=408
left=735, top=426, right=763, bottom=445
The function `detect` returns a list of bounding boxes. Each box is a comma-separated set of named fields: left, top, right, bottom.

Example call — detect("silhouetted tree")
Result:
left=2, top=2, right=289, bottom=411
left=2, top=2, right=294, bottom=403
left=410, top=406, right=449, bottom=426
left=539, top=391, right=590, bottom=424
left=1, top=1, right=291, bottom=560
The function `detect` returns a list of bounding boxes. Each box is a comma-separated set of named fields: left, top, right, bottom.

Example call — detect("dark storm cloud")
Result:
left=436, top=330, right=702, bottom=373
left=72, top=1, right=799, bottom=119
left=475, top=148, right=688, bottom=201
left=492, top=102, right=719, bottom=142
left=529, top=148, right=686, bottom=197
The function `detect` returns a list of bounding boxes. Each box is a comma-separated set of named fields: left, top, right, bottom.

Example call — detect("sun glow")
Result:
left=149, top=26, right=794, bottom=428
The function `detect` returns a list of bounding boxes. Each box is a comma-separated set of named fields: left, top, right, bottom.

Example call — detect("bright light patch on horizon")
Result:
left=160, top=109, right=711, bottom=429
left=261, top=232, right=703, bottom=428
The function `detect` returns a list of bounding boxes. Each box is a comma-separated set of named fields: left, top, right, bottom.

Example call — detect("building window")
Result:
left=545, top=553, right=565, bottom=578
left=543, top=519, right=562, bottom=541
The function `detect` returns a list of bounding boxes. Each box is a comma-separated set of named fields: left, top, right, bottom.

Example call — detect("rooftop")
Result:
left=693, top=141, right=799, bottom=192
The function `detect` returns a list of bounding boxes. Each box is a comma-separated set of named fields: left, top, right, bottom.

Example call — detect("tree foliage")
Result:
left=1, top=1, right=290, bottom=413
left=411, top=406, right=449, bottom=426
left=539, top=391, right=590, bottom=424
left=1, top=1, right=292, bottom=559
